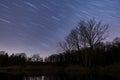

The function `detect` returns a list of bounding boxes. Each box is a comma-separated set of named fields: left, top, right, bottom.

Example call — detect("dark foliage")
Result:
left=45, top=38, right=120, bottom=67
left=0, top=52, right=26, bottom=66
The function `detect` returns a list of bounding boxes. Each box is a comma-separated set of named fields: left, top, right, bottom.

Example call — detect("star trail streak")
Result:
left=0, top=0, right=120, bottom=57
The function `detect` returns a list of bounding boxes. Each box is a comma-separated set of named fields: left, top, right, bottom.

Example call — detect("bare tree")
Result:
left=59, top=40, right=72, bottom=52
left=66, top=29, right=80, bottom=50
left=59, top=19, right=108, bottom=52
left=59, top=28, right=81, bottom=52
left=78, top=19, right=108, bottom=49
left=78, top=19, right=109, bottom=67
left=58, top=19, right=109, bottom=67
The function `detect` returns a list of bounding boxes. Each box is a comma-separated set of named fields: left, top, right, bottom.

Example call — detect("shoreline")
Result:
left=0, top=64, right=120, bottom=76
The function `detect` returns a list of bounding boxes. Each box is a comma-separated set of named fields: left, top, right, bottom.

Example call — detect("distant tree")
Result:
left=112, top=37, right=120, bottom=47
left=0, top=51, right=9, bottom=66
left=0, top=51, right=6, bottom=55
left=31, top=54, right=43, bottom=62
left=18, top=53, right=27, bottom=58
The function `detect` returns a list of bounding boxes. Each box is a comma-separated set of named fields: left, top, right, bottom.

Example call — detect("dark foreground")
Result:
left=0, top=64, right=120, bottom=77
left=0, top=72, right=120, bottom=80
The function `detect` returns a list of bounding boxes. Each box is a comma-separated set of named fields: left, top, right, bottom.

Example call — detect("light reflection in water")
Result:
left=24, top=76, right=44, bottom=80
left=23, top=75, right=120, bottom=80
left=0, top=73, right=119, bottom=80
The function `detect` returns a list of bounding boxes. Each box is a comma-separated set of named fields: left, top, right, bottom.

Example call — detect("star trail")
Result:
left=0, top=0, right=120, bottom=57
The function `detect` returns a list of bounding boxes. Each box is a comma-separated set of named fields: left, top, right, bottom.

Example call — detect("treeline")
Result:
left=44, top=19, right=120, bottom=67
left=0, top=52, right=44, bottom=67
left=45, top=37, right=120, bottom=67
left=0, top=52, right=26, bottom=66
left=0, top=38, right=120, bottom=67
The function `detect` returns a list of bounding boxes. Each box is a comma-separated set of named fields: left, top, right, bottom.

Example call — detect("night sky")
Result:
left=0, top=0, right=120, bottom=57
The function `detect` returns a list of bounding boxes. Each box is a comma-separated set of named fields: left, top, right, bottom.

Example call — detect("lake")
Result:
left=0, top=73, right=120, bottom=80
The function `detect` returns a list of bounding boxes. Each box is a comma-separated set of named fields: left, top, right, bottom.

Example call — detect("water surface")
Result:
left=0, top=73, right=120, bottom=80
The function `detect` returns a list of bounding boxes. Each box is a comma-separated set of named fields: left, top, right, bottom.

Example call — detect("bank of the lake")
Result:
left=0, top=64, right=120, bottom=76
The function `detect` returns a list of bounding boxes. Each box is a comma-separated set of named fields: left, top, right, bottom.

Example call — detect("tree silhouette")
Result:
left=59, top=29, right=80, bottom=52
left=58, top=19, right=109, bottom=66
left=78, top=19, right=108, bottom=49
left=31, top=54, right=43, bottom=62
left=59, top=19, right=109, bottom=52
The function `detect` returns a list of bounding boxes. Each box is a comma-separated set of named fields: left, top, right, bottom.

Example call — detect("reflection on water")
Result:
left=24, top=76, right=44, bottom=80
left=0, top=73, right=120, bottom=80
left=24, top=74, right=120, bottom=80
